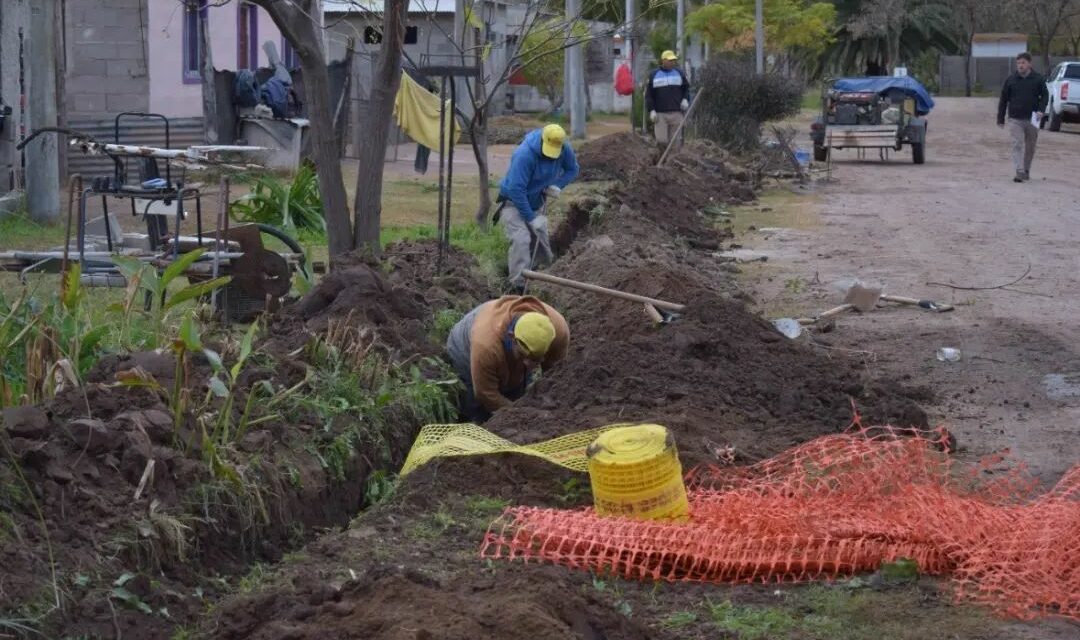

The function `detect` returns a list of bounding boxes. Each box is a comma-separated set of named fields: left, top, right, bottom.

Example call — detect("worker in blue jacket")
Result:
left=497, top=124, right=579, bottom=291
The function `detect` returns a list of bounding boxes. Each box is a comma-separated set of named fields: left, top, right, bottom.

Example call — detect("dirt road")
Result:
left=747, top=97, right=1079, bottom=485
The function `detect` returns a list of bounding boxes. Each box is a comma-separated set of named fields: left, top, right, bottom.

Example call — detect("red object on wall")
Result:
left=614, top=63, right=634, bottom=96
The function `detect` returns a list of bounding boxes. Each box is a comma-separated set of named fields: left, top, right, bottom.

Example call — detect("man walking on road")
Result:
left=646, top=50, right=690, bottom=149
left=497, top=124, right=579, bottom=292
left=998, top=52, right=1049, bottom=182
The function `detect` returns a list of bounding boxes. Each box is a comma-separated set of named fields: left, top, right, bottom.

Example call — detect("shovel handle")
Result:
left=880, top=294, right=954, bottom=312
left=797, top=303, right=854, bottom=325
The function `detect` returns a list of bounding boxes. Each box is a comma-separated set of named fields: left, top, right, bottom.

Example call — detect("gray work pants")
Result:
left=1007, top=118, right=1039, bottom=175
left=446, top=304, right=488, bottom=422
left=654, top=111, right=684, bottom=147
left=501, top=202, right=551, bottom=289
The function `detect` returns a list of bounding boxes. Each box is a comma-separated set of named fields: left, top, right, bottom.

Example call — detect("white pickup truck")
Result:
left=1045, top=61, right=1080, bottom=131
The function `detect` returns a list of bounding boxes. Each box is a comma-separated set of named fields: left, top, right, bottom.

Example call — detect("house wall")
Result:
left=147, top=0, right=283, bottom=118
left=64, top=0, right=150, bottom=118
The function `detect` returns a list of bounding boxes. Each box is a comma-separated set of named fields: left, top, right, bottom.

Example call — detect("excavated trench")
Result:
left=1, top=133, right=931, bottom=639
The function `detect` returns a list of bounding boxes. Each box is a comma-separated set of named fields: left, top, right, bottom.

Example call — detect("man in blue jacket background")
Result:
left=497, top=124, right=579, bottom=292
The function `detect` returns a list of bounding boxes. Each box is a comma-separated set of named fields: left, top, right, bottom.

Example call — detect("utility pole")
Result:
left=755, top=0, right=764, bottom=74
left=676, top=0, right=685, bottom=59
left=26, top=0, right=59, bottom=222
left=566, top=0, right=586, bottom=139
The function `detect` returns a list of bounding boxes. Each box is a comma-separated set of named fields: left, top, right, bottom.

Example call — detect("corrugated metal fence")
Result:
left=65, top=117, right=205, bottom=180
left=939, top=56, right=1076, bottom=94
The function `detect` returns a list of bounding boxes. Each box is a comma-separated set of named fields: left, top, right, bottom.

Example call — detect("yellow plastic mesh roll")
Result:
left=399, top=423, right=625, bottom=476
left=586, top=424, right=690, bottom=521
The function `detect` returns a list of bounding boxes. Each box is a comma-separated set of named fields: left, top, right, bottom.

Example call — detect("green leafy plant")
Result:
left=110, top=573, right=152, bottom=615
left=113, top=249, right=231, bottom=349
left=231, top=164, right=326, bottom=234
left=0, top=265, right=108, bottom=407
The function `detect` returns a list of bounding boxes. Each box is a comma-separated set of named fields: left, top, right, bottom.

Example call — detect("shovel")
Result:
left=783, top=282, right=954, bottom=329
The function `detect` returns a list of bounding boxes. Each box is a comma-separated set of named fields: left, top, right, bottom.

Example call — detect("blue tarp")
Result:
left=831, top=77, right=935, bottom=115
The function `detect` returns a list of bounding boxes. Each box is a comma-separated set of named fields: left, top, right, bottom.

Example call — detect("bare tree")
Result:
left=1014, top=0, right=1080, bottom=71
left=1065, top=12, right=1080, bottom=56
left=246, top=0, right=354, bottom=259
left=353, top=0, right=409, bottom=253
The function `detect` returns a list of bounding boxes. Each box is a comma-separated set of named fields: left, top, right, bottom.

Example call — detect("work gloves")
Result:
left=528, top=215, right=548, bottom=234
left=544, top=185, right=562, bottom=200
left=649, top=110, right=658, bottom=123
left=680, top=99, right=689, bottom=112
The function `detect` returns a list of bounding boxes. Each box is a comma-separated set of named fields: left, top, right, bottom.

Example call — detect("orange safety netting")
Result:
left=480, top=423, right=1080, bottom=621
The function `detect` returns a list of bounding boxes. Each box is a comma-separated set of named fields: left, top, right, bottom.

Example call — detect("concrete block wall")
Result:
left=65, top=0, right=149, bottom=118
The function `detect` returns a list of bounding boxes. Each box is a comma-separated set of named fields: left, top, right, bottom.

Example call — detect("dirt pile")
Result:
left=269, top=241, right=492, bottom=358
left=0, top=239, right=494, bottom=638
left=485, top=115, right=540, bottom=144
left=490, top=215, right=926, bottom=464
left=576, top=131, right=658, bottom=182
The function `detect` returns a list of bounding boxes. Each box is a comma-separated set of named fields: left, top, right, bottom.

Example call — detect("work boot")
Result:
left=1013, top=172, right=1024, bottom=183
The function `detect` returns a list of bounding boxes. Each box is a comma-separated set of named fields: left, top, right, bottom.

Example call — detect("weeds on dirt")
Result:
left=432, top=308, right=464, bottom=344
left=0, top=266, right=107, bottom=407
left=294, top=331, right=459, bottom=483
left=382, top=223, right=509, bottom=283
left=659, top=610, right=698, bottom=629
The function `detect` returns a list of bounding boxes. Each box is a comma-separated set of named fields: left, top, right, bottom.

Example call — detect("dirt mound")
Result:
left=486, top=115, right=540, bottom=144
left=270, top=241, right=493, bottom=358
left=215, top=564, right=655, bottom=640
left=577, top=131, right=658, bottom=182
left=0, top=239, right=496, bottom=639
left=384, top=239, right=493, bottom=312
left=612, top=165, right=753, bottom=241
left=488, top=189, right=925, bottom=465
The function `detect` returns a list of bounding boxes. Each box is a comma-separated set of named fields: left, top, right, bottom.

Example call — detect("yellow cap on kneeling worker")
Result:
left=514, top=311, right=556, bottom=359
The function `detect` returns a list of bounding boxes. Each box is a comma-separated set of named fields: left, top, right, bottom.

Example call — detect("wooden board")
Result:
left=826, top=125, right=899, bottom=149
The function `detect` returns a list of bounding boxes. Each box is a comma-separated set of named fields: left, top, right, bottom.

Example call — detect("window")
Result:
left=281, top=37, right=299, bottom=70
left=1065, top=65, right=1080, bottom=80
left=182, top=0, right=208, bottom=83
left=405, top=26, right=418, bottom=45
left=237, top=2, right=259, bottom=70
left=364, top=26, right=382, bottom=44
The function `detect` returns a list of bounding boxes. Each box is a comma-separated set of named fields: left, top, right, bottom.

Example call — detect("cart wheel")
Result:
left=912, top=142, right=925, bottom=165
left=813, top=145, right=829, bottom=162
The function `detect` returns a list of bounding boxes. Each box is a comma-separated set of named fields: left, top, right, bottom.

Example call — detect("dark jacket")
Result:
left=998, top=72, right=1049, bottom=124
left=645, top=67, right=690, bottom=113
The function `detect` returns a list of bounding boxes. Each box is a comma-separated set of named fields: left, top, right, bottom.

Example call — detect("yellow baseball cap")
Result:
left=661, top=50, right=678, bottom=61
left=541, top=124, right=566, bottom=159
left=514, top=312, right=556, bottom=359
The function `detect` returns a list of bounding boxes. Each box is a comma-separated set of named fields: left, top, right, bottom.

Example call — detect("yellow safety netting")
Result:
left=399, top=423, right=629, bottom=476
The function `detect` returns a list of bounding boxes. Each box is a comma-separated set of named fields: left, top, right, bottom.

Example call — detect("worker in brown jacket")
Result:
left=445, top=296, right=570, bottom=421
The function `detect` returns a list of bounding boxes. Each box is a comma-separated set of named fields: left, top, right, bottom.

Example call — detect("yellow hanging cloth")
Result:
left=393, top=73, right=461, bottom=151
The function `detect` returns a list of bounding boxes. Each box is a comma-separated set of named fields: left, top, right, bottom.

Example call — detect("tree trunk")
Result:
left=302, top=53, right=353, bottom=257
left=471, top=60, right=492, bottom=227
left=964, top=33, right=973, bottom=98
left=252, top=0, right=353, bottom=260
left=353, top=0, right=408, bottom=254
left=471, top=112, right=491, bottom=227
